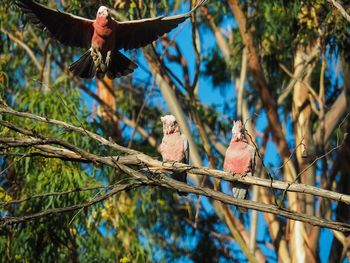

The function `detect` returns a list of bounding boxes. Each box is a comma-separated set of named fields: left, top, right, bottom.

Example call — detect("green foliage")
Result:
left=203, top=48, right=232, bottom=88
left=1, top=0, right=349, bottom=261
left=0, top=85, right=147, bottom=261
left=1, top=1, right=233, bottom=260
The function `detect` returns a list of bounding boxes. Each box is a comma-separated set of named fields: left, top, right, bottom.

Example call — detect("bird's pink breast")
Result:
left=224, top=141, right=253, bottom=173
left=159, top=133, right=185, bottom=162
left=92, top=17, right=114, bottom=52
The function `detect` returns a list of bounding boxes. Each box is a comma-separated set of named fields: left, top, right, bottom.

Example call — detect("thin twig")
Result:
left=0, top=153, right=27, bottom=177
left=278, top=128, right=348, bottom=207
left=2, top=105, right=350, bottom=231
left=0, top=179, right=132, bottom=207
left=1, top=182, right=143, bottom=226
left=1, top=115, right=350, bottom=205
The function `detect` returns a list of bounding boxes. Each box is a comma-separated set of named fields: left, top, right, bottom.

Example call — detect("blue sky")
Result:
left=72, top=3, right=345, bottom=261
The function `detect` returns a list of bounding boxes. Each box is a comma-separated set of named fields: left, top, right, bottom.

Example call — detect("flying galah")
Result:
left=223, top=120, right=256, bottom=212
left=159, top=115, right=189, bottom=195
left=16, top=0, right=207, bottom=79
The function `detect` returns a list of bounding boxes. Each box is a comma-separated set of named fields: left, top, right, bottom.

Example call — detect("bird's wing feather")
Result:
left=249, top=145, right=256, bottom=176
left=16, top=0, right=94, bottom=48
left=113, top=0, right=207, bottom=50
left=181, top=134, right=189, bottom=164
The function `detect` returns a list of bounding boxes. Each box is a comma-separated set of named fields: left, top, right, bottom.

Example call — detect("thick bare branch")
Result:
left=2, top=135, right=350, bottom=205
left=0, top=102, right=136, bottom=155
left=1, top=104, right=350, bottom=205
left=118, top=163, right=350, bottom=232
left=2, top=105, right=350, bottom=231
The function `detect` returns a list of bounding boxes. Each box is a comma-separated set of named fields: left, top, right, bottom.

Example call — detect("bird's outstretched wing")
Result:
left=16, top=0, right=94, bottom=48
left=113, top=0, right=207, bottom=50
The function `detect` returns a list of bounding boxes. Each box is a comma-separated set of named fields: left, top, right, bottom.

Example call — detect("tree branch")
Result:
left=1, top=104, right=350, bottom=205
left=1, top=27, right=41, bottom=71
left=1, top=104, right=350, bottom=231
left=328, top=0, right=350, bottom=23
left=0, top=181, right=131, bottom=207
left=0, top=181, right=143, bottom=226
left=227, top=0, right=291, bottom=159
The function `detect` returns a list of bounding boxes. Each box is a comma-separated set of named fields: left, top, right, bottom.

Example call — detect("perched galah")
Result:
left=223, top=120, right=256, bottom=212
left=159, top=115, right=189, bottom=195
left=16, top=0, right=207, bottom=79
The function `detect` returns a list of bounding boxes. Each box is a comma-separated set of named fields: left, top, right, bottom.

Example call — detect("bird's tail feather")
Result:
left=69, top=49, right=96, bottom=79
left=173, top=172, right=188, bottom=196
left=106, top=51, right=138, bottom=79
left=232, top=182, right=248, bottom=213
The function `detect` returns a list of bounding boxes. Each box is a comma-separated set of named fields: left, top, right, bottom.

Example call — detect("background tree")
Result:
left=1, top=0, right=350, bottom=262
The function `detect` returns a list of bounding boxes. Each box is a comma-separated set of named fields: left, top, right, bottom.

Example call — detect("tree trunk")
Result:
left=96, top=76, right=121, bottom=140
left=291, top=43, right=318, bottom=263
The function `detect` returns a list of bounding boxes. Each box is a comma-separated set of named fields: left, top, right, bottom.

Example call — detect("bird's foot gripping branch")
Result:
left=1, top=103, right=350, bottom=232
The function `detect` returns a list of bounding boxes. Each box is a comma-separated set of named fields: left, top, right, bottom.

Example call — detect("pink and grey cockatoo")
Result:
left=159, top=115, right=189, bottom=195
left=224, top=120, right=256, bottom=212
left=16, top=0, right=207, bottom=79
